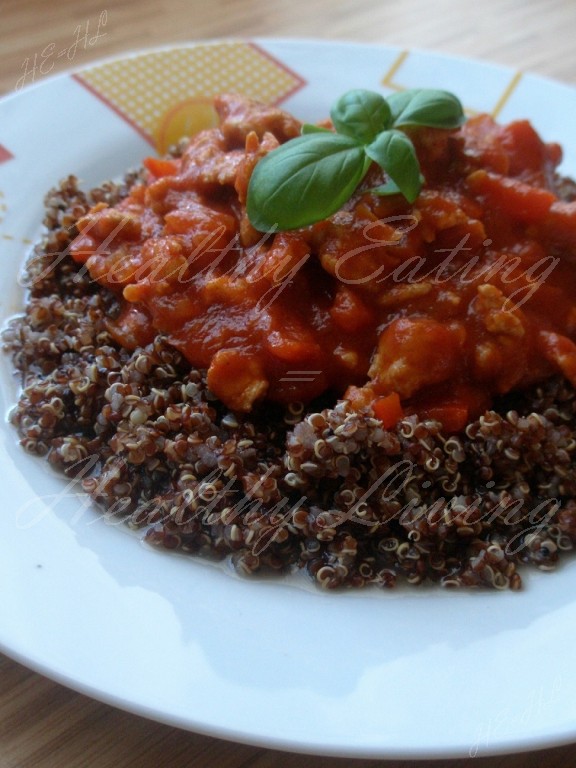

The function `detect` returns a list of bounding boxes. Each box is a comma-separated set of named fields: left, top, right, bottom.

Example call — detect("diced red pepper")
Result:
left=543, top=200, right=576, bottom=249
left=373, top=392, right=404, bottom=429
left=330, top=286, right=375, bottom=333
left=467, top=169, right=556, bottom=223
left=143, top=157, right=180, bottom=178
left=539, top=331, right=576, bottom=386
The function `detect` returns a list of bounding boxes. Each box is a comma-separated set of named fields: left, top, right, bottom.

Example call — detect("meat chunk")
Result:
left=474, top=284, right=525, bottom=337
left=206, top=348, right=269, bottom=411
left=178, top=130, right=244, bottom=190
left=369, top=317, right=466, bottom=398
left=214, top=93, right=301, bottom=147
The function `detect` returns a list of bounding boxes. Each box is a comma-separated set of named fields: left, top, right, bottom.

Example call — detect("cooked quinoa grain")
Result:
left=5, top=175, right=576, bottom=591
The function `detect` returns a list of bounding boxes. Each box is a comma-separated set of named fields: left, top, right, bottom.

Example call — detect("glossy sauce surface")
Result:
left=71, top=96, right=576, bottom=428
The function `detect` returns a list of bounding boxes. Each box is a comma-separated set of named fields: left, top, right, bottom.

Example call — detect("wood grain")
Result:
left=2, top=0, right=576, bottom=96
left=2, top=0, right=576, bottom=765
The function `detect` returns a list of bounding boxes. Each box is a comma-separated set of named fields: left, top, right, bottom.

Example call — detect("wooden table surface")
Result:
left=2, top=0, right=576, bottom=766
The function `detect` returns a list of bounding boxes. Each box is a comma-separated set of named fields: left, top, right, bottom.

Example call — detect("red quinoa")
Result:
left=4, top=172, right=576, bottom=591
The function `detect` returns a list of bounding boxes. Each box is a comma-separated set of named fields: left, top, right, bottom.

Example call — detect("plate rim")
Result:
left=2, top=37, right=576, bottom=760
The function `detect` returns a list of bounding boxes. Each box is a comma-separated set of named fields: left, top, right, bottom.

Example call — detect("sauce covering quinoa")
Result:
left=68, top=94, right=576, bottom=431
left=5, top=93, right=576, bottom=590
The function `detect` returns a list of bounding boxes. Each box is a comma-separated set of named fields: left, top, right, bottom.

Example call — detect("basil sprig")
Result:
left=246, top=88, right=465, bottom=232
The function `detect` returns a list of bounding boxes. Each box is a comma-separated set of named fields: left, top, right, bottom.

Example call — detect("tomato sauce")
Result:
left=70, top=95, right=576, bottom=429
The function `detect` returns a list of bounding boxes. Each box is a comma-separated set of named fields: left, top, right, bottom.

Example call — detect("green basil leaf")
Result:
left=366, top=129, right=422, bottom=203
left=370, top=178, right=403, bottom=197
left=301, top=123, right=332, bottom=134
left=387, top=88, right=465, bottom=129
left=371, top=172, right=425, bottom=198
left=330, top=89, right=392, bottom=143
left=247, top=133, right=368, bottom=231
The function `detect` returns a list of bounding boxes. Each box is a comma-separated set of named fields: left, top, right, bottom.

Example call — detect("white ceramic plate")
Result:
left=1, top=39, right=576, bottom=760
